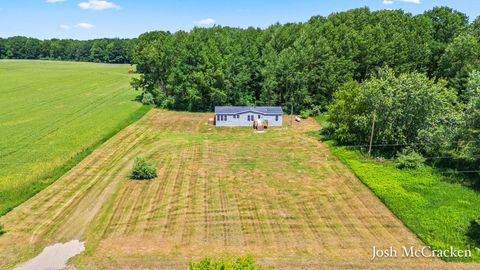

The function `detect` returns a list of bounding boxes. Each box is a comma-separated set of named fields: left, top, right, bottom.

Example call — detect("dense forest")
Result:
left=131, top=7, right=478, bottom=110
left=0, top=37, right=135, bottom=63
left=130, top=7, right=479, bottom=179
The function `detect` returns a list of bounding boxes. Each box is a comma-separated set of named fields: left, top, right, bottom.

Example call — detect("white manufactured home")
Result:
left=215, top=106, right=283, bottom=127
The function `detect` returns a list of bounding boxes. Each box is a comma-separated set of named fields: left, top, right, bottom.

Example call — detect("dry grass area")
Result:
left=0, top=110, right=478, bottom=269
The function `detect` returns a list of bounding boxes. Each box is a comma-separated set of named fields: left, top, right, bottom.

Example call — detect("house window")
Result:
left=224, top=115, right=228, bottom=121
left=276, top=115, right=279, bottom=121
left=217, top=115, right=221, bottom=121
left=258, top=115, right=261, bottom=119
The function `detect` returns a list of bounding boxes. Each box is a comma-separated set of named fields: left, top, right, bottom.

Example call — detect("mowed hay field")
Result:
left=1, top=110, right=479, bottom=269
left=0, top=60, right=146, bottom=216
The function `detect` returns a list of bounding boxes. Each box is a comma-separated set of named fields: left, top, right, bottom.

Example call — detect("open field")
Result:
left=0, top=60, right=147, bottom=216
left=1, top=110, right=479, bottom=269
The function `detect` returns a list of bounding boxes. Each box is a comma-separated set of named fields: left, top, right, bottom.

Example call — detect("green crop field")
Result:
left=0, top=60, right=148, bottom=216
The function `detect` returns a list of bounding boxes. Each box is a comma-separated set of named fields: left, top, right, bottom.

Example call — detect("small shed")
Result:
left=208, top=118, right=215, bottom=126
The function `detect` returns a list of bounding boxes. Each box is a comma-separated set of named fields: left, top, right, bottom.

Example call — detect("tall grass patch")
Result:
left=326, top=144, right=480, bottom=262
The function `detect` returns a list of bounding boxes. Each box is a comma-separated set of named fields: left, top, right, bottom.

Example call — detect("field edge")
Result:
left=0, top=105, right=152, bottom=218
left=308, top=123, right=480, bottom=263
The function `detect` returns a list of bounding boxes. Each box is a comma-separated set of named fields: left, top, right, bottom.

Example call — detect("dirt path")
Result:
left=0, top=110, right=478, bottom=269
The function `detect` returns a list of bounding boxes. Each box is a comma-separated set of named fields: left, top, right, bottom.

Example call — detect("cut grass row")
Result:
left=69, top=111, right=438, bottom=269
left=0, top=60, right=149, bottom=216
left=314, top=115, right=480, bottom=262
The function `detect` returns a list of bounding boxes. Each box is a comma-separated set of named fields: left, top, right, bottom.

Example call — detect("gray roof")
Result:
left=215, top=106, right=283, bottom=115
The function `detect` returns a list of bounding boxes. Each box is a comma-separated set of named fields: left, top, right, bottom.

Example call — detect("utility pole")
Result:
left=290, top=101, right=294, bottom=127
left=368, top=112, right=376, bottom=157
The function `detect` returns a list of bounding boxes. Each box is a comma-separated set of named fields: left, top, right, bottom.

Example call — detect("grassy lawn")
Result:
left=0, top=60, right=149, bottom=216
left=314, top=115, right=480, bottom=262
left=1, top=110, right=451, bottom=269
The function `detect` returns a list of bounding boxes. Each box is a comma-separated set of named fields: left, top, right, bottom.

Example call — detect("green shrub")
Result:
left=188, top=256, right=261, bottom=270
left=395, top=148, right=425, bottom=169
left=300, top=110, right=311, bottom=119
left=129, top=158, right=157, bottom=180
left=467, top=219, right=480, bottom=248
left=0, top=224, right=5, bottom=236
left=310, top=105, right=323, bottom=116
left=141, top=92, right=155, bottom=105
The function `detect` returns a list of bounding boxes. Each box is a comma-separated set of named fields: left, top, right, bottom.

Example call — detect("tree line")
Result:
left=131, top=6, right=479, bottom=178
left=328, top=67, right=479, bottom=174
left=0, top=37, right=135, bottom=64
left=132, top=7, right=479, bottom=111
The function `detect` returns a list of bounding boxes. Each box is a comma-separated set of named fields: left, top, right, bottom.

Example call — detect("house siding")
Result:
left=216, top=112, right=283, bottom=127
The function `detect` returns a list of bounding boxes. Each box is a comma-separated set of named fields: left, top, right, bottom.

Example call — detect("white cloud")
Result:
left=383, top=0, right=421, bottom=4
left=75, top=23, right=95, bottom=29
left=60, top=24, right=70, bottom=30
left=78, top=0, right=120, bottom=11
left=195, top=18, right=216, bottom=26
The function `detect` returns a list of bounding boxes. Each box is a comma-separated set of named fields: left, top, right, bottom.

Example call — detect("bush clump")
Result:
left=300, top=110, right=311, bottom=119
left=395, top=148, right=425, bottom=169
left=141, top=92, right=155, bottom=105
left=310, top=105, right=323, bottom=117
left=188, top=256, right=261, bottom=270
left=129, top=157, right=157, bottom=180
left=467, top=219, right=480, bottom=248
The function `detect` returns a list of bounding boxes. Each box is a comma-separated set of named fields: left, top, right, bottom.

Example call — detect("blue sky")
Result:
left=0, top=0, right=479, bottom=40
